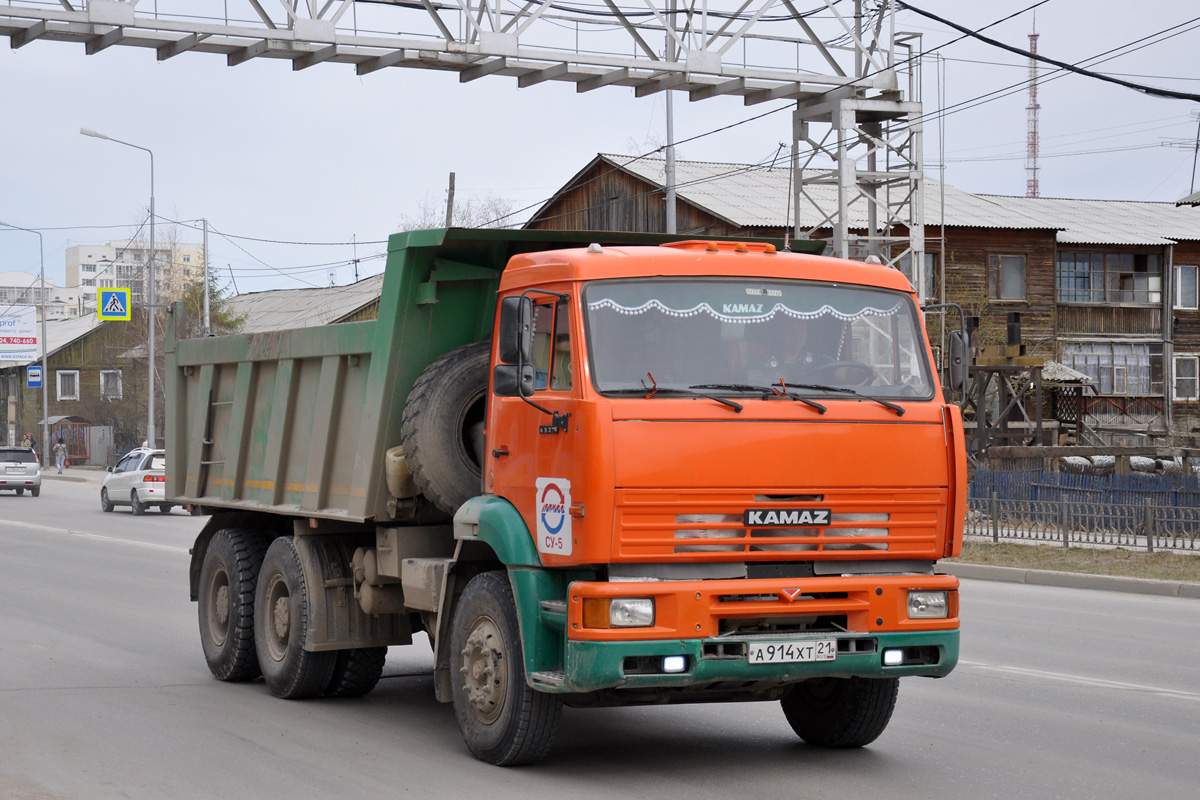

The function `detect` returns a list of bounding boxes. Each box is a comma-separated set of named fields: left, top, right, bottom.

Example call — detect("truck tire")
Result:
left=324, top=647, right=388, bottom=698
left=400, top=340, right=490, bottom=516
left=255, top=536, right=337, bottom=699
left=450, top=571, right=561, bottom=765
left=198, top=528, right=270, bottom=682
left=780, top=676, right=899, bottom=748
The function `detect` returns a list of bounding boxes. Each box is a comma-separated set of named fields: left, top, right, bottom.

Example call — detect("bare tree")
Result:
left=398, top=191, right=518, bottom=231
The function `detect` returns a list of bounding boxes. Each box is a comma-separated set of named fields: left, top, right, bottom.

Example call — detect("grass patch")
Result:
left=951, top=540, right=1200, bottom=583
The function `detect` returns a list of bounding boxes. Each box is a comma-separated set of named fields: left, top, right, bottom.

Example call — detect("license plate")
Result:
left=5, top=466, right=23, bottom=474
left=747, top=639, right=837, bottom=664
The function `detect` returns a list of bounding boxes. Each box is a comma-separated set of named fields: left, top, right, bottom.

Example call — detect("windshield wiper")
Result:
left=689, top=383, right=826, bottom=415
left=605, top=382, right=743, bottom=412
left=779, top=381, right=906, bottom=416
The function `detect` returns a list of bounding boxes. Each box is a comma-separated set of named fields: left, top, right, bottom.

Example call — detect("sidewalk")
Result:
left=41, top=466, right=107, bottom=485
left=939, top=561, right=1200, bottom=600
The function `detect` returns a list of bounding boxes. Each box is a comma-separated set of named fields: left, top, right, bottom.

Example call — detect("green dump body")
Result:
left=165, top=228, right=812, bottom=521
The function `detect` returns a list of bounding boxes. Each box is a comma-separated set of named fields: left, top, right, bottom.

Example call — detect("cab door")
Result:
left=487, top=294, right=583, bottom=563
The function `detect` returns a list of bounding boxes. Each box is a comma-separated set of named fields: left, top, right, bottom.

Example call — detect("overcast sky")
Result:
left=1, top=0, right=1197, bottom=295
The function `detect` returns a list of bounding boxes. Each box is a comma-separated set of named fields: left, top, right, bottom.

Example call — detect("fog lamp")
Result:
left=882, top=648, right=904, bottom=666
left=662, top=655, right=687, bottom=673
left=907, top=590, right=949, bottom=619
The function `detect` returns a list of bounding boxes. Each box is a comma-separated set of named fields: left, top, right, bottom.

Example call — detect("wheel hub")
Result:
left=272, top=596, right=290, bottom=640
left=459, top=618, right=506, bottom=724
left=214, top=585, right=229, bottom=627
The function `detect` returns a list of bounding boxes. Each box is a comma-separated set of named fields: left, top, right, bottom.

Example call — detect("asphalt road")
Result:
left=2, top=472, right=1198, bottom=799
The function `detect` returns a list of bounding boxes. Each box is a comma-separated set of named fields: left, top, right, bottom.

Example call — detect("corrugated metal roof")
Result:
left=603, top=154, right=1050, bottom=231
left=228, top=274, right=384, bottom=334
left=599, top=154, right=1200, bottom=245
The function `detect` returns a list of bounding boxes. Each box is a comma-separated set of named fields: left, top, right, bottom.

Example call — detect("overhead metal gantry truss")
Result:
left=2, top=0, right=900, bottom=99
left=3, top=0, right=926, bottom=295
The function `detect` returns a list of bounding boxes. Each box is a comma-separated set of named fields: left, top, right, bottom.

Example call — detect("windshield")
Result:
left=584, top=278, right=934, bottom=399
left=0, top=449, right=37, bottom=463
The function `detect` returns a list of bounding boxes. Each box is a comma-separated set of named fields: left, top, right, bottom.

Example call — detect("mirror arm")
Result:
left=515, top=288, right=572, bottom=432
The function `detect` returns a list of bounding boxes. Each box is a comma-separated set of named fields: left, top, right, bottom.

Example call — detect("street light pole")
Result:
left=80, top=127, right=157, bottom=447
left=0, top=221, right=51, bottom=460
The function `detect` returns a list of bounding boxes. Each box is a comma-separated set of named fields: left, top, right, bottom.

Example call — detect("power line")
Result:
left=900, top=3, right=1200, bottom=102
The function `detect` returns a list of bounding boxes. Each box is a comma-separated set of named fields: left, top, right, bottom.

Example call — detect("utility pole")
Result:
left=445, top=172, right=456, bottom=228
left=663, top=0, right=677, bottom=235
left=202, top=218, right=211, bottom=336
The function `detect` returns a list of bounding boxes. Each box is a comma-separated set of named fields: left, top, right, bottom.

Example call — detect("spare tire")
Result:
left=400, top=340, right=491, bottom=515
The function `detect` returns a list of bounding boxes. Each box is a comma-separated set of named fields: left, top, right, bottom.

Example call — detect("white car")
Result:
left=101, top=448, right=172, bottom=515
left=0, top=446, right=42, bottom=497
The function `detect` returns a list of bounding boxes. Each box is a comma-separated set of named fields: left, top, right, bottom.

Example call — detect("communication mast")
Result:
left=1026, top=16, right=1040, bottom=198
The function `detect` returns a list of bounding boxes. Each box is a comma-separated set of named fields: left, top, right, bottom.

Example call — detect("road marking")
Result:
left=1, top=519, right=189, bottom=554
left=959, top=660, right=1200, bottom=702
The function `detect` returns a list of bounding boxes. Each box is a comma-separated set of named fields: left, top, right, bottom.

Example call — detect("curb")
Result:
left=42, top=474, right=89, bottom=484
left=939, top=562, right=1200, bottom=600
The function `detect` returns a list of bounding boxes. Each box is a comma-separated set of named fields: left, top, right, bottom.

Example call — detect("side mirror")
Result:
left=497, top=296, right=533, bottom=366
left=493, top=363, right=535, bottom=398
left=107, top=466, right=114, bottom=473
left=948, top=329, right=968, bottom=394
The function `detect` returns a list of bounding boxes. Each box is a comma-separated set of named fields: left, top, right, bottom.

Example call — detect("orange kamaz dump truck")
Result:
left=166, top=228, right=966, bottom=765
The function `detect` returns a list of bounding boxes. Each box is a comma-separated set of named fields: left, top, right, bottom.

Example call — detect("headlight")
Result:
left=907, top=590, right=949, bottom=619
left=582, top=597, right=655, bottom=628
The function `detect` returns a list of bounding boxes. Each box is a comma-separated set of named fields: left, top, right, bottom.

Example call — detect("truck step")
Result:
left=529, top=670, right=566, bottom=688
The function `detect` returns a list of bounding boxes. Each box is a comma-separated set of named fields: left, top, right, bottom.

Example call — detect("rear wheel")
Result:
left=100, top=488, right=114, bottom=512
left=198, top=528, right=269, bottom=681
left=450, top=571, right=561, bottom=765
left=159, top=505, right=173, bottom=514
left=780, top=676, right=899, bottom=748
left=324, top=647, right=388, bottom=698
left=131, top=491, right=145, bottom=516
left=255, top=537, right=336, bottom=699
left=30, top=487, right=39, bottom=497
left=15, top=488, right=23, bottom=496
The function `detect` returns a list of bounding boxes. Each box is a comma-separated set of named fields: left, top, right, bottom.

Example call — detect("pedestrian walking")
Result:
left=53, top=438, right=68, bottom=474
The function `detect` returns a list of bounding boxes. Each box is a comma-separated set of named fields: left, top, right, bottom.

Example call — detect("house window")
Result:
left=183, top=255, right=191, bottom=263
left=1175, top=355, right=1199, bottom=401
left=82, top=264, right=96, bottom=273
left=82, top=278, right=95, bottom=287
left=988, top=254, right=1026, bottom=300
left=1061, top=342, right=1163, bottom=396
left=1176, top=266, right=1198, bottom=310
left=100, top=370, right=123, bottom=400
left=1057, top=251, right=1162, bottom=304
left=57, top=370, right=79, bottom=401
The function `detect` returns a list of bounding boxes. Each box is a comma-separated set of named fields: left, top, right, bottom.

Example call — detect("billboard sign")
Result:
left=0, top=306, right=38, bottom=363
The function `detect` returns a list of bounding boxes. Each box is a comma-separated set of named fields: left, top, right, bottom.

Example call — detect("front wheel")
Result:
left=160, top=505, right=173, bottom=514
left=101, top=488, right=114, bottom=512
left=450, top=571, right=561, bottom=765
left=780, top=676, right=899, bottom=748
left=254, top=537, right=336, bottom=699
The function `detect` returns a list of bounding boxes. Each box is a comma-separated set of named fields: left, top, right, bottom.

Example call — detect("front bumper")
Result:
left=554, top=629, right=958, bottom=694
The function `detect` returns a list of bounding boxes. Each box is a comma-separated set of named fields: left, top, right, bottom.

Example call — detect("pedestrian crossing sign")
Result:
left=98, top=288, right=132, bottom=321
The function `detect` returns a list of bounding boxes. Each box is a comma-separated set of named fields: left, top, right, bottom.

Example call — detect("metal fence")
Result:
left=966, top=494, right=1200, bottom=553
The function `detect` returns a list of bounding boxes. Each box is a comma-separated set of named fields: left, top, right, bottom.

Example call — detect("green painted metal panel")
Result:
left=553, top=630, right=960, bottom=694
